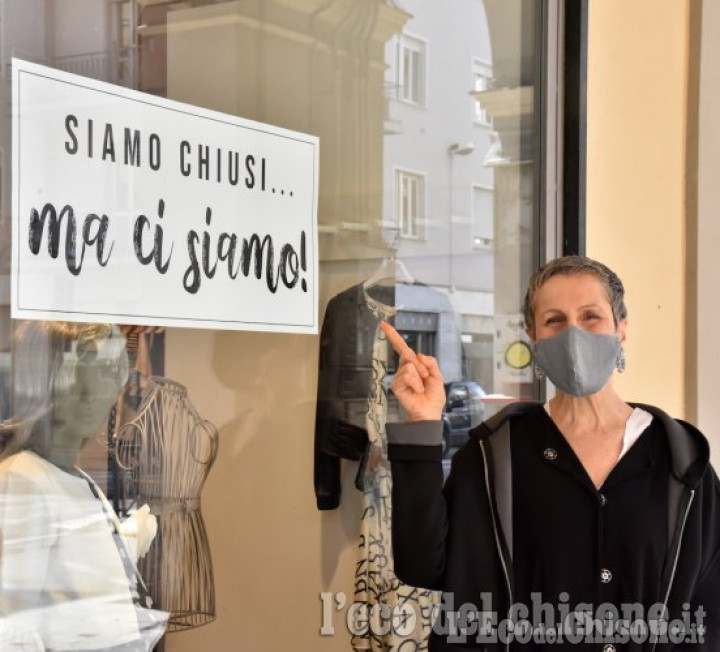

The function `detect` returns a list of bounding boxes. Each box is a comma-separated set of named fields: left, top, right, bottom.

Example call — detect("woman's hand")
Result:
left=381, top=321, right=446, bottom=422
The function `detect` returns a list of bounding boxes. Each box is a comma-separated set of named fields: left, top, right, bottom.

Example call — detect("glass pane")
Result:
left=402, top=47, right=412, bottom=102
left=473, top=185, right=494, bottom=240
left=0, top=0, right=546, bottom=649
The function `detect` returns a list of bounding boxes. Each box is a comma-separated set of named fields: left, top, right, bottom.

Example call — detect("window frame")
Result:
left=471, top=183, right=494, bottom=250
left=396, top=32, right=428, bottom=108
left=395, top=167, right=427, bottom=240
left=471, top=57, right=493, bottom=127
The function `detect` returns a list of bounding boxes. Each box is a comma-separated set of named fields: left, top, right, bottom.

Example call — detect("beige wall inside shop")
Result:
left=163, top=329, right=358, bottom=651
left=586, top=0, right=690, bottom=419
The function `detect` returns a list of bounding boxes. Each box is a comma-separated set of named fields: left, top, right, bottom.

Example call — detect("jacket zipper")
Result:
left=479, top=439, right=513, bottom=652
left=651, top=488, right=695, bottom=652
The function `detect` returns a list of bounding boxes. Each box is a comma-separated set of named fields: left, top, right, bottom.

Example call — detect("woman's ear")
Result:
left=525, top=324, right=535, bottom=342
left=617, top=318, right=628, bottom=345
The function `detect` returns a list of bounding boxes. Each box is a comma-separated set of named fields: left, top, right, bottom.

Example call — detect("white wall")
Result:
left=587, top=0, right=689, bottom=420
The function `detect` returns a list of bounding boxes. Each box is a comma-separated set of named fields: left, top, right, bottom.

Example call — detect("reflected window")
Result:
left=390, top=329, right=435, bottom=373
left=447, top=384, right=468, bottom=405
left=397, top=170, right=425, bottom=239
left=473, top=59, right=493, bottom=126
left=472, top=184, right=494, bottom=250
left=398, top=34, right=426, bottom=106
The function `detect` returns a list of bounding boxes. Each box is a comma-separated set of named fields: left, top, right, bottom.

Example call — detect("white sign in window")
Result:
left=12, top=59, right=319, bottom=334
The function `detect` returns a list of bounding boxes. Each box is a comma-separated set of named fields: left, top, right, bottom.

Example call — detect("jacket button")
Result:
left=543, top=448, right=558, bottom=460
left=603, top=645, right=616, bottom=652
left=598, top=493, right=607, bottom=506
left=600, top=568, right=613, bottom=583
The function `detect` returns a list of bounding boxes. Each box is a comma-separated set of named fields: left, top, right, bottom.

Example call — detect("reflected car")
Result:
left=442, top=380, right=486, bottom=451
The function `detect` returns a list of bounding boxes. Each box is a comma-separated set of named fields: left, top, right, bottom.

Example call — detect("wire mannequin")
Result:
left=115, top=376, right=219, bottom=631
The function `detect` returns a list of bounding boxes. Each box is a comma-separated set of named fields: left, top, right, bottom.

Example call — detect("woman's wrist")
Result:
left=387, top=420, right=443, bottom=446
left=408, top=411, right=442, bottom=422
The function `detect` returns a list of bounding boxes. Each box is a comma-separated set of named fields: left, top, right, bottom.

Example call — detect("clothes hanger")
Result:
left=363, top=255, right=415, bottom=289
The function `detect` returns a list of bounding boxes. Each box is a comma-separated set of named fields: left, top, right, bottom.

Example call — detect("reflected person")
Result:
left=0, top=321, right=165, bottom=651
left=383, top=255, right=720, bottom=651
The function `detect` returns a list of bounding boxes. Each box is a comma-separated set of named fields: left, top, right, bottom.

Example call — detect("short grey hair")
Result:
left=522, top=255, right=627, bottom=334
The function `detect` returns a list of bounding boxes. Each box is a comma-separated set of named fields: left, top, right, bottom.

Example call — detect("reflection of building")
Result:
left=382, top=0, right=496, bottom=392
left=393, top=283, right=463, bottom=381
left=0, top=0, right=142, bottom=473
left=382, top=0, right=538, bottom=398
left=0, top=0, right=137, bottom=279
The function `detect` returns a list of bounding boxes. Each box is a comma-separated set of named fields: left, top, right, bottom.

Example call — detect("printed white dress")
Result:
left=351, top=291, right=438, bottom=651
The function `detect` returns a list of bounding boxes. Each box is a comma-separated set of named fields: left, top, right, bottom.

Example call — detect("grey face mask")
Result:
left=533, top=325, right=621, bottom=397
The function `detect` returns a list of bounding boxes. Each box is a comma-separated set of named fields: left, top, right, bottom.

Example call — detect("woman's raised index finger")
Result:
left=380, top=321, right=415, bottom=358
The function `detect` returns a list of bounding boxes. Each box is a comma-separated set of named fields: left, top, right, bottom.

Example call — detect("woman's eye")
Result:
left=582, top=313, right=600, bottom=321
left=545, top=315, right=563, bottom=325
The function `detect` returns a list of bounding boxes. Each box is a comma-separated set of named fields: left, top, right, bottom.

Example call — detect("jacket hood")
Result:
left=471, top=401, right=711, bottom=489
left=629, top=402, right=710, bottom=488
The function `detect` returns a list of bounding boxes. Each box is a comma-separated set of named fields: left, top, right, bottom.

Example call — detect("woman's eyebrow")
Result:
left=539, top=303, right=605, bottom=318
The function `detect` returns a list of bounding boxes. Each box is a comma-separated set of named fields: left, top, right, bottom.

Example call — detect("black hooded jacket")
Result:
left=387, top=402, right=720, bottom=651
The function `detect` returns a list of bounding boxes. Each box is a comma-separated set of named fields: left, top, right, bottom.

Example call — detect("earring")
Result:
left=616, top=348, right=626, bottom=373
left=534, top=364, right=545, bottom=381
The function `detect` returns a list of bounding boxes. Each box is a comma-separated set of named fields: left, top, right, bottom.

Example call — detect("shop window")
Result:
left=402, top=329, right=435, bottom=357
left=387, top=329, right=436, bottom=374
left=0, top=0, right=577, bottom=649
left=387, top=310, right=439, bottom=373
left=397, top=169, right=425, bottom=239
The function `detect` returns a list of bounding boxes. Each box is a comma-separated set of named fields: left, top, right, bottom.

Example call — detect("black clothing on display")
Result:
left=314, top=281, right=462, bottom=510
left=314, top=283, right=396, bottom=510
left=387, top=403, right=720, bottom=651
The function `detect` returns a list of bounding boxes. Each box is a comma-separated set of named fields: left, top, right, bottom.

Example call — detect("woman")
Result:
left=382, top=255, right=720, bottom=651
left=0, top=321, right=165, bottom=650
